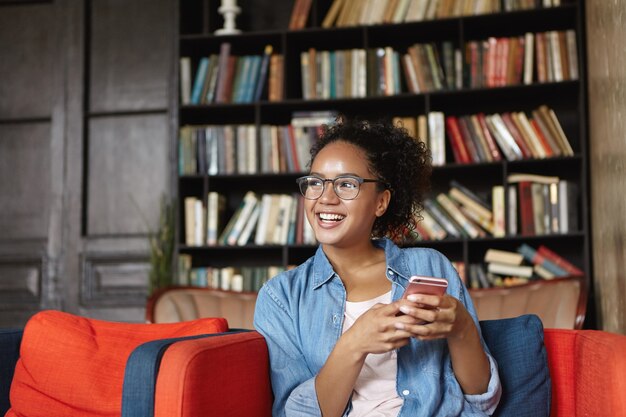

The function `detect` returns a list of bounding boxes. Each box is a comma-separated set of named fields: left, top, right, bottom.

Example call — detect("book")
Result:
left=226, top=192, right=258, bottom=245
left=190, top=57, right=209, bottom=104
left=517, top=181, right=535, bottom=236
left=437, top=193, right=482, bottom=238
left=507, top=172, right=560, bottom=185
left=487, top=262, right=533, bottom=278
left=206, top=191, right=226, bottom=246
left=237, top=203, right=261, bottom=246
left=253, top=45, right=273, bottom=101
left=491, top=185, right=506, bottom=237
left=558, top=180, right=578, bottom=233
left=484, top=249, right=524, bottom=266
left=214, top=43, right=232, bottom=103
left=537, top=244, right=584, bottom=276
left=180, top=57, right=192, bottom=104
left=517, top=243, right=569, bottom=276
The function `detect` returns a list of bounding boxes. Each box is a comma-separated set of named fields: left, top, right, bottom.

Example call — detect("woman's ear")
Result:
left=375, top=189, right=391, bottom=217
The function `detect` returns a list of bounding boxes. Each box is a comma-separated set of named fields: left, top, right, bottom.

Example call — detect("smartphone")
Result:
left=402, top=275, right=448, bottom=300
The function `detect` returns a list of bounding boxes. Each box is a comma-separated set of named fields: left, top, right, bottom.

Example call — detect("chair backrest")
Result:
left=146, top=287, right=257, bottom=329
left=470, top=276, right=585, bottom=329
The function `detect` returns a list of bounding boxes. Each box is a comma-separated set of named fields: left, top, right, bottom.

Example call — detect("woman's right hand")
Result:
left=342, top=300, right=420, bottom=357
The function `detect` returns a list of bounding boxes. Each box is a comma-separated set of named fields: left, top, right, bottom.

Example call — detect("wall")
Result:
left=0, top=0, right=176, bottom=326
left=586, top=2, right=626, bottom=334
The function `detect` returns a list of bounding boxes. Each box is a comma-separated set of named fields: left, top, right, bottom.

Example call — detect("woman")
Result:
left=254, top=119, right=501, bottom=417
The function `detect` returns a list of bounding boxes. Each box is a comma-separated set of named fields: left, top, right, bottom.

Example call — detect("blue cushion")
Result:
left=480, top=314, right=551, bottom=417
left=0, top=328, right=23, bottom=416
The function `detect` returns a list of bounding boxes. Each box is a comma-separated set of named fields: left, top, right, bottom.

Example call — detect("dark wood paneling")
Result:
left=0, top=122, right=51, bottom=240
left=89, top=0, right=173, bottom=112
left=0, top=3, right=55, bottom=119
left=86, top=114, right=169, bottom=235
left=81, top=252, right=149, bottom=306
left=0, top=254, right=43, bottom=307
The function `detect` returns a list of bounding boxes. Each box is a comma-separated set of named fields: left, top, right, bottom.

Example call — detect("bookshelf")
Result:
left=176, top=1, right=591, bottom=325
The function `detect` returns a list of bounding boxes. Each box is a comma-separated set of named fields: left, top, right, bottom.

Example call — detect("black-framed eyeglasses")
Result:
left=296, top=175, right=389, bottom=201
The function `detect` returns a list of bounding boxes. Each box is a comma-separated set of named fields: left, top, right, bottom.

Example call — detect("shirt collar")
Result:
left=311, top=238, right=411, bottom=289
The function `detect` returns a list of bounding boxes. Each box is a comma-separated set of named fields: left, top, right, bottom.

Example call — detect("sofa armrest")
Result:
left=153, top=330, right=272, bottom=417
left=544, top=328, right=626, bottom=417
left=0, top=329, right=22, bottom=416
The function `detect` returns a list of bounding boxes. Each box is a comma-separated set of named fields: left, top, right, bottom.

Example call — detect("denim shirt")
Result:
left=254, top=238, right=502, bottom=417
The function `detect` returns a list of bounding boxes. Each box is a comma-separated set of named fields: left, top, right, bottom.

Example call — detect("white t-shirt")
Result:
left=343, top=291, right=403, bottom=417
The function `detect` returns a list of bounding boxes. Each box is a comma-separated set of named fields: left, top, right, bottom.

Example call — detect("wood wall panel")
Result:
left=81, top=253, right=149, bottom=306
left=0, top=3, right=55, bottom=119
left=0, top=122, right=51, bottom=240
left=86, top=114, right=169, bottom=235
left=89, top=0, right=173, bottom=112
left=0, top=255, right=43, bottom=307
left=586, top=2, right=626, bottom=334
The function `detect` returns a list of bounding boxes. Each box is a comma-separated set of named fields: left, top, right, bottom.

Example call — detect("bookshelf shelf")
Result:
left=175, top=0, right=591, bottom=325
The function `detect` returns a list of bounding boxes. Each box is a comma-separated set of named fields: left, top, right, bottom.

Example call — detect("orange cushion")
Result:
left=7, top=310, right=228, bottom=417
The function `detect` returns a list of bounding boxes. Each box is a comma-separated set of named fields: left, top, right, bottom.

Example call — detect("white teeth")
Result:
left=319, top=213, right=345, bottom=221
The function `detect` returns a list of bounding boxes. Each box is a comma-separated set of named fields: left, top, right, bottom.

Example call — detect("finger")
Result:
left=405, top=293, right=444, bottom=308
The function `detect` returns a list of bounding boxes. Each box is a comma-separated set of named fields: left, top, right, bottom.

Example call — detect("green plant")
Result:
left=147, top=195, right=176, bottom=295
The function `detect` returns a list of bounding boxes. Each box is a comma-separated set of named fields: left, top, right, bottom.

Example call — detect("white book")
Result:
left=246, top=125, right=257, bottom=173
left=428, top=111, right=446, bottom=166
left=206, top=191, right=224, bottom=246
left=420, top=208, right=447, bottom=240
left=507, top=184, right=518, bottom=236
left=254, top=194, right=273, bottom=245
left=194, top=199, right=204, bottom=246
left=357, top=49, right=367, bottom=98
left=179, top=57, right=192, bottom=105
left=275, top=194, right=294, bottom=245
left=488, top=262, right=533, bottom=278
left=393, top=0, right=412, bottom=22
left=487, top=114, right=523, bottom=160
left=523, top=32, right=534, bottom=85
left=516, top=112, right=547, bottom=158
left=226, top=192, right=258, bottom=246
left=237, top=203, right=260, bottom=246
left=184, top=197, right=197, bottom=246
left=492, top=185, right=506, bottom=237
left=405, top=0, right=429, bottom=22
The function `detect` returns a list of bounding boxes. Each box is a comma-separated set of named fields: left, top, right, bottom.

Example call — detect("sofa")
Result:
left=1, top=311, right=625, bottom=417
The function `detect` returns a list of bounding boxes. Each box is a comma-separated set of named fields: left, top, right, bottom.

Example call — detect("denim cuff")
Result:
left=463, top=354, right=502, bottom=415
left=284, top=376, right=322, bottom=417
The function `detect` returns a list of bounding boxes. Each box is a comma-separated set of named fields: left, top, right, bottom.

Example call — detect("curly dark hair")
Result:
left=309, top=118, right=432, bottom=242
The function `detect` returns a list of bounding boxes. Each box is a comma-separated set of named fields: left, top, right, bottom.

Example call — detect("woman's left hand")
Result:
left=394, top=293, right=475, bottom=341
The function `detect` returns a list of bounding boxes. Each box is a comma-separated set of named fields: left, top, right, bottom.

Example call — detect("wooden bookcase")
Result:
left=176, top=1, right=592, bottom=325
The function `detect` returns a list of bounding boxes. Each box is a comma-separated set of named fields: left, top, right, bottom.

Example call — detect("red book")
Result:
left=445, top=116, right=471, bottom=164
left=530, top=118, right=556, bottom=157
left=518, top=181, right=535, bottom=236
left=537, top=245, right=584, bottom=276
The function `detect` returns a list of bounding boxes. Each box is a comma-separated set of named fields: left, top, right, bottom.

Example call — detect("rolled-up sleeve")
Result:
left=254, top=282, right=321, bottom=417
left=463, top=353, right=502, bottom=415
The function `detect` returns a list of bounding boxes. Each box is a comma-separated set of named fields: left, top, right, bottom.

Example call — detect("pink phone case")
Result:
left=402, top=275, right=448, bottom=299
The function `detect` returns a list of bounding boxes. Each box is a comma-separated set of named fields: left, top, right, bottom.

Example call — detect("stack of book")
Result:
left=320, top=0, right=562, bottom=28
left=178, top=262, right=285, bottom=292
left=445, top=105, right=574, bottom=163
left=507, top=173, right=578, bottom=236
left=179, top=111, right=336, bottom=176
left=180, top=43, right=283, bottom=105
left=468, top=243, right=581, bottom=289
left=416, top=180, right=499, bottom=240
left=184, top=191, right=317, bottom=248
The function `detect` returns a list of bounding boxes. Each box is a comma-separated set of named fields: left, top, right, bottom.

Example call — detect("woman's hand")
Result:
left=392, top=294, right=475, bottom=341
left=342, top=302, right=421, bottom=357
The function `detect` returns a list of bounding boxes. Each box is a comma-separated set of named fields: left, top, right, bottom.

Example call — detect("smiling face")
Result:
left=305, top=141, right=390, bottom=249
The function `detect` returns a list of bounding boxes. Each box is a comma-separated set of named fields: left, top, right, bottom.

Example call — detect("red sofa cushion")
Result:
left=6, top=310, right=228, bottom=417
left=154, top=331, right=272, bottom=417
left=545, top=328, right=626, bottom=417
